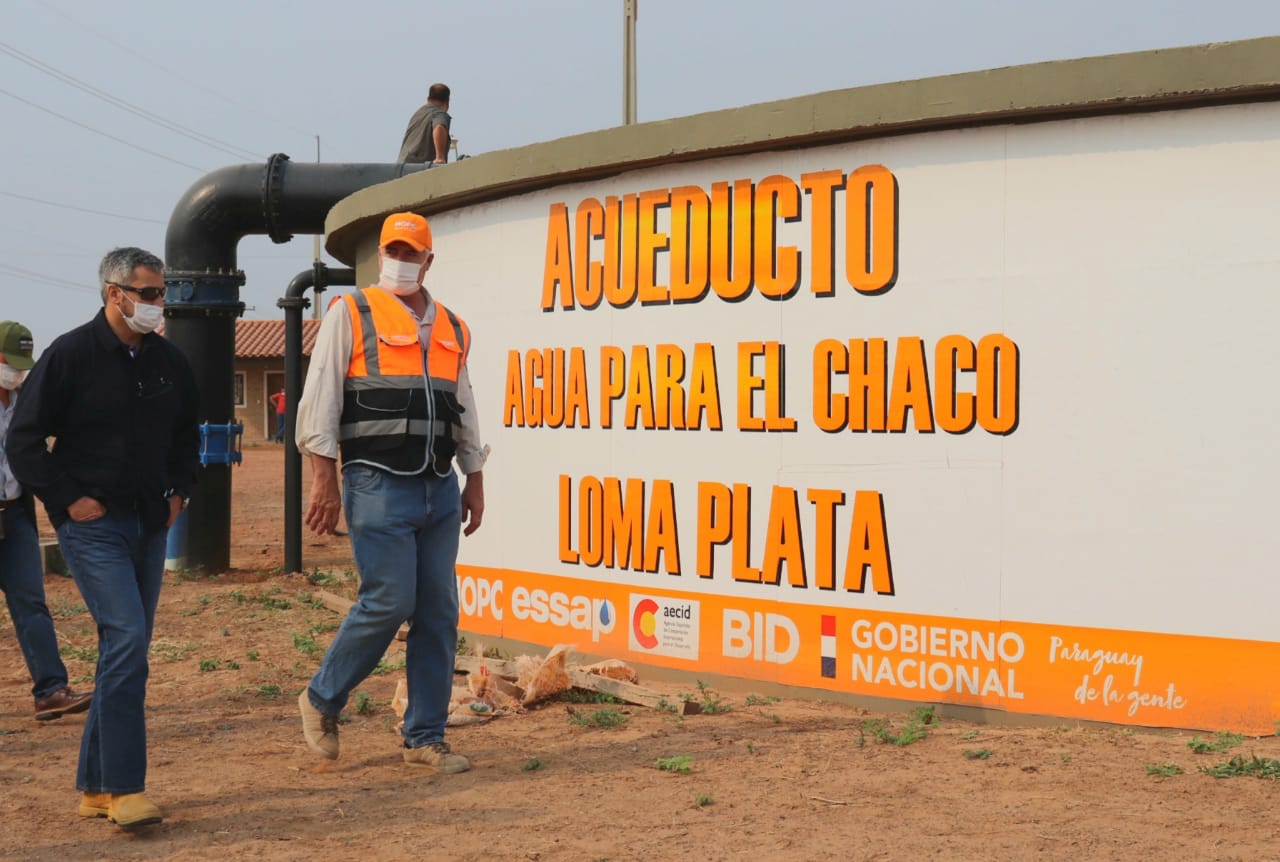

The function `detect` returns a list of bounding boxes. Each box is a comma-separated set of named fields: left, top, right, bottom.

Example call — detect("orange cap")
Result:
left=379, top=212, right=433, bottom=252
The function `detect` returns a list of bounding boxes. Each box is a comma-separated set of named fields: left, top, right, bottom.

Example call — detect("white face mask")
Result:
left=0, top=364, right=25, bottom=391
left=123, top=299, right=165, bottom=334
left=379, top=257, right=423, bottom=296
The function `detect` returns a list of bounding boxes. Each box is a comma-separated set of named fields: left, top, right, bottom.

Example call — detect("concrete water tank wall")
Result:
left=323, top=37, right=1280, bottom=732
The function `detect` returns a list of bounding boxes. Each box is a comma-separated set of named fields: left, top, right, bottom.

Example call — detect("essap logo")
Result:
left=509, top=586, right=617, bottom=642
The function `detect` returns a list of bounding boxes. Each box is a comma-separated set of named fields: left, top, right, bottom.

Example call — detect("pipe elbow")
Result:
left=166, top=162, right=268, bottom=272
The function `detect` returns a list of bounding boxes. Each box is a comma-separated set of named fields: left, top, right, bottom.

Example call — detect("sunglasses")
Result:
left=110, top=283, right=166, bottom=302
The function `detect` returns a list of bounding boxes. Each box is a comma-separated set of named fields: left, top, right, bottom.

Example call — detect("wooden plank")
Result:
left=454, top=655, right=521, bottom=678
left=455, top=655, right=690, bottom=712
left=314, top=589, right=408, bottom=641
left=568, top=669, right=694, bottom=713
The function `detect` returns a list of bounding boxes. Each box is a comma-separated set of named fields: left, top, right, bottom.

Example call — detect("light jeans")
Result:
left=55, top=510, right=166, bottom=794
left=0, top=504, right=69, bottom=699
left=307, top=464, right=461, bottom=748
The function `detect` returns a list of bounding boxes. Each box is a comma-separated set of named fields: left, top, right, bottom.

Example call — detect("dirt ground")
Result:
left=1, top=444, right=1278, bottom=862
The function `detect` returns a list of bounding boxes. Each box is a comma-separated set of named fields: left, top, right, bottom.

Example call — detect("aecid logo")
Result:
left=628, top=594, right=701, bottom=660
left=632, top=598, right=660, bottom=649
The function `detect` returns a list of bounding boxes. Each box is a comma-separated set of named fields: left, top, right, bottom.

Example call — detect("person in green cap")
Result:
left=0, top=320, right=94, bottom=722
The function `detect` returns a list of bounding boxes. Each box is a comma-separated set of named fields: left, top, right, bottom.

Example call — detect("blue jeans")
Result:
left=308, top=465, right=461, bottom=748
left=1, top=505, right=69, bottom=700
left=55, top=510, right=166, bottom=794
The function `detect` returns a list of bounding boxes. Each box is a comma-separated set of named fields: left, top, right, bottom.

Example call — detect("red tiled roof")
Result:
left=236, top=319, right=322, bottom=359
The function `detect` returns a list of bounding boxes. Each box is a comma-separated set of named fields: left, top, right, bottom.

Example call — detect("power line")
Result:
left=0, top=190, right=167, bottom=224
left=0, top=40, right=262, bottom=162
left=36, top=0, right=318, bottom=146
left=0, top=86, right=206, bottom=172
left=0, top=262, right=96, bottom=292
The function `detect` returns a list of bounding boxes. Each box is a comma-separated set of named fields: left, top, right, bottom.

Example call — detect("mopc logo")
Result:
left=628, top=594, right=700, bottom=660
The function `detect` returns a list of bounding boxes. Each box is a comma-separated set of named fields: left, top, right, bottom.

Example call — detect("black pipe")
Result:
left=165, top=154, right=428, bottom=572
left=278, top=264, right=355, bottom=574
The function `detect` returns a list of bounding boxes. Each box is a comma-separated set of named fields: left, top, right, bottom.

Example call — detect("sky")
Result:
left=2, top=0, right=1278, bottom=353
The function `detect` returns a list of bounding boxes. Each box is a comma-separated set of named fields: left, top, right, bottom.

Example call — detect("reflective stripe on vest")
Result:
left=338, top=287, right=470, bottom=475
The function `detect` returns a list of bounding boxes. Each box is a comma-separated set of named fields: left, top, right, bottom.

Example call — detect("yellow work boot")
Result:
left=298, top=690, right=339, bottom=759
left=402, top=741, right=470, bottom=773
left=107, top=793, right=163, bottom=829
left=77, top=792, right=110, bottom=818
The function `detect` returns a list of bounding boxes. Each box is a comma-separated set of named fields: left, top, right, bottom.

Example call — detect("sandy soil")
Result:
left=2, top=444, right=1278, bottom=862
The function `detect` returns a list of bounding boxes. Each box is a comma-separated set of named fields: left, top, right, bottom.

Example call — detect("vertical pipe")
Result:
left=165, top=309, right=239, bottom=573
left=279, top=265, right=354, bottom=574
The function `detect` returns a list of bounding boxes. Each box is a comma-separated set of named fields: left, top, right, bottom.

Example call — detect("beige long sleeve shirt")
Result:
left=295, top=288, right=488, bottom=475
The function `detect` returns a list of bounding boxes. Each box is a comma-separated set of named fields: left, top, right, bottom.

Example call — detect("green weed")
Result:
left=656, top=755, right=692, bottom=774
left=695, top=794, right=714, bottom=807
left=256, top=684, right=282, bottom=700
left=306, top=568, right=350, bottom=587
left=372, top=657, right=406, bottom=675
left=743, top=694, right=780, bottom=707
left=50, top=599, right=88, bottom=619
left=522, top=758, right=543, bottom=772
left=556, top=690, right=624, bottom=705
left=863, top=706, right=936, bottom=747
left=1145, top=762, right=1183, bottom=776
left=569, top=707, right=628, bottom=729
left=291, top=631, right=321, bottom=657
left=960, top=730, right=980, bottom=741
left=684, top=680, right=731, bottom=715
left=353, top=692, right=377, bottom=715
left=59, top=644, right=98, bottom=663
left=198, top=659, right=221, bottom=672
left=1187, top=731, right=1244, bottom=754
left=167, top=565, right=207, bottom=584
left=1199, top=755, right=1280, bottom=779
left=963, top=748, right=992, bottom=760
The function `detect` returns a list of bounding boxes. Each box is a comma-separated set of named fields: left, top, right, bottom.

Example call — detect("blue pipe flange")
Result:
left=198, top=421, right=244, bottom=467
left=164, top=270, right=246, bottom=308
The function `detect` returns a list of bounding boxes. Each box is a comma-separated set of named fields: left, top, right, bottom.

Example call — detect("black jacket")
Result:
left=6, top=309, right=200, bottom=530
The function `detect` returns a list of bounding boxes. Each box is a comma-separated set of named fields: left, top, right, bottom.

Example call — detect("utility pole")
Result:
left=312, top=135, right=322, bottom=319
left=623, top=0, right=637, bottom=124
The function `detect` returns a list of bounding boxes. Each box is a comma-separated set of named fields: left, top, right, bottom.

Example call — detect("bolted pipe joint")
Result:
left=165, top=270, right=247, bottom=314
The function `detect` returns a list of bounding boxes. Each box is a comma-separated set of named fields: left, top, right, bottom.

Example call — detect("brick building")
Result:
left=233, top=319, right=321, bottom=442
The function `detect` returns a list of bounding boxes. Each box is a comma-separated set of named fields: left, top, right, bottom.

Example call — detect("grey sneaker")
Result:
left=403, top=741, right=470, bottom=773
left=298, top=690, right=339, bottom=760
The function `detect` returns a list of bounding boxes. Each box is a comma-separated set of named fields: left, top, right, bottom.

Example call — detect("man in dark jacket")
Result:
left=7, top=247, right=199, bottom=831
